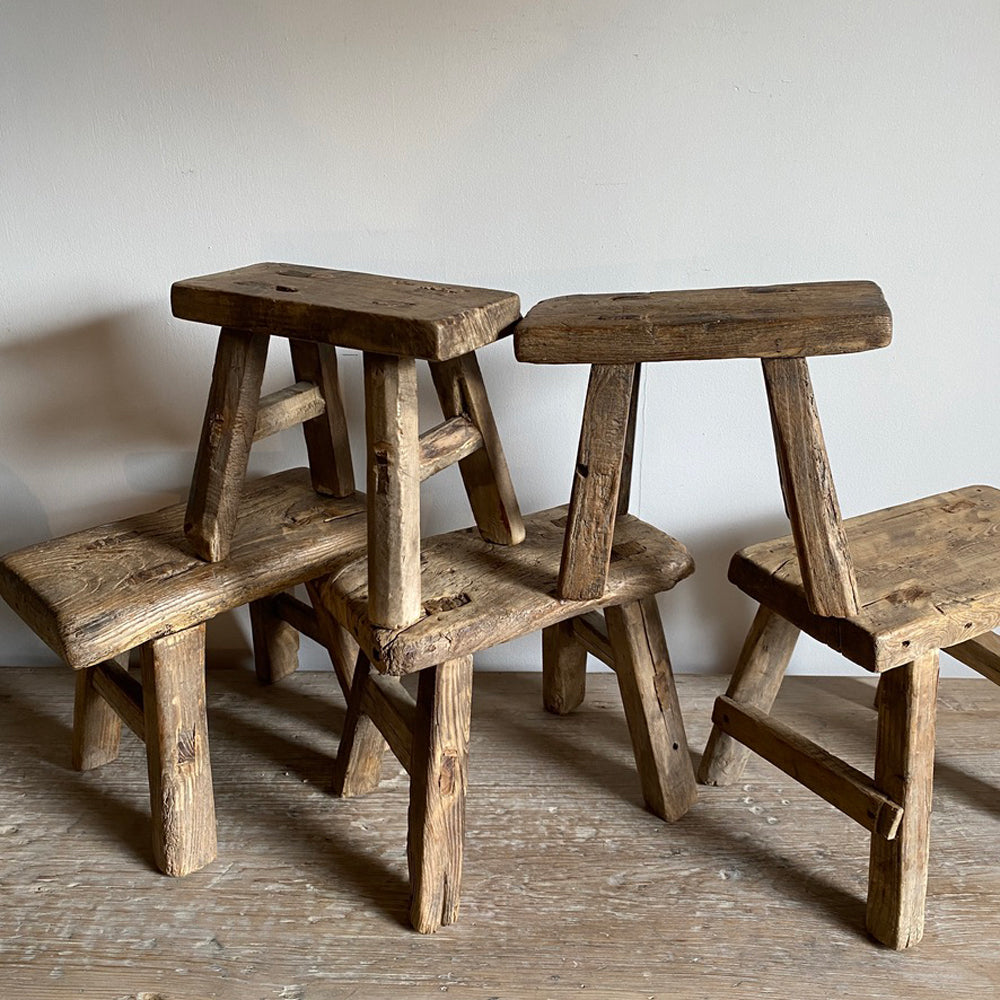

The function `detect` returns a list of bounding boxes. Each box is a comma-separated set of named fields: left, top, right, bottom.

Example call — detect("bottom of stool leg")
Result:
left=542, top=620, right=587, bottom=715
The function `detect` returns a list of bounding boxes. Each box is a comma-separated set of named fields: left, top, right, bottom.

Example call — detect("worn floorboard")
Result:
left=1, top=667, right=999, bottom=998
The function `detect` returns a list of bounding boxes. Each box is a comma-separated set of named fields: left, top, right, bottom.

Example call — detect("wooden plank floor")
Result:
left=2, top=667, right=1000, bottom=999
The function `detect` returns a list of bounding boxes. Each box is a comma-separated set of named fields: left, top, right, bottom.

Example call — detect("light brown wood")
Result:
left=0, top=468, right=366, bottom=670
left=429, top=351, right=525, bottom=545
left=616, top=362, right=642, bottom=516
left=71, top=659, right=123, bottom=771
left=729, top=484, right=1000, bottom=673
left=139, top=624, right=216, bottom=877
left=91, top=657, right=145, bottom=740
left=762, top=356, right=859, bottom=618
left=514, top=280, right=892, bottom=364
left=305, top=578, right=361, bottom=697
left=8, top=669, right=1000, bottom=995
left=558, top=363, right=637, bottom=600
left=541, top=619, right=588, bottom=715
left=944, top=630, right=1000, bottom=684
left=711, top=696, right=903, bottom=839
left=330, top=655, right=391, bottom=798
left=172, top=262, right=521, bottom=361
left=570, top=610, right=615, bottom=668
left=320, top=505, right=694, bottom=676
left=867, top=652, right=940, bottom=949
left=249, top=596, right=301, bottom=685
left=418, top=415, right=484, bottom=482
left=364, top=352, right=422, bottom=629
left=253, top=381, right=325, bottom=441
left=699, top=605, right=800, bottom=785
left=604, top=598, right=697, bottom=822
left=289, top=339, right=355, bottom=498
left=185, top=327, right=269, bottom=562
left=407, top=655, right=474, bottom=933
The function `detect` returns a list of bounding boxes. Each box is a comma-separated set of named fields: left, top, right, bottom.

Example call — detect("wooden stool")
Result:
left=519, top=279, right=1000, bottom=948
left=0, top=470, right=366, bottom=875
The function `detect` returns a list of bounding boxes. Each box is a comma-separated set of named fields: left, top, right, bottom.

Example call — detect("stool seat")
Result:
left=514, top=280, right=891, bottom=364
left=319, top=505, right=693, bottom=676
left=730, top=484, right=1000, bottom=674
left=172, top=262, right=522, bottom=361
left=0, top=468, right=366, bottom=670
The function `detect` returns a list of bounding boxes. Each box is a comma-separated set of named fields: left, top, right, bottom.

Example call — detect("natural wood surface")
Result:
left=557, top=363, right=637, bottom=600
left=172, top=262, right=521, bottom=361
left=363, top=352, right=422, bottom=629
left=90, top=657, right=145, bottom=740
left=184, top=328, right=269, bottom=562
left=0, top=468, right=366, bottom=669
left=867, top=653, right=940, bottom=949
left=319, top=506, right=694, bottom=676
left=417, top=415, right=484, bottom=481
left=71, top=659, right=124, bottom=771
left=249, top=596, right=301, bottom=685
left=330, top=655, right=392, bottom=797
left=514, top=280, right=891, bottom=364
left=729, top=484, right=1000, bottom=672
left=541, top=618, right=588, bottom=714
left=4, top=669, right=999, bottom=998
left=699, top=605, right=800, bottom=785
left=944, top=630, right=1000, bottom=685
left=429, top=351, right=525, bottom=545
left=140, top=625, right=216, bottom=877
left=252, top=380, right=325, bottom=441
left=762, top=356, right=860, bottom=617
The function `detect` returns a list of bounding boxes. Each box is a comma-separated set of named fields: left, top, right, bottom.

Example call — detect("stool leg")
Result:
left=867, top=651, right=939, bottom=949
left=305, top=578, right=361, bottom=699
left=185, top=328, right=269, bottom=562
left=698, top=605, right=800, bottom=785
left=430, top=352, right=525, bottom=546
left=71, top=658, right=124, bottom=771
left=408, top=655, right=473, bottom=933
left=331, top=654, right=388, bottom=798
left=542, top=620, right=587, bottom=715
left=558, top=363, right=637, bottom=600
left=140, top=625, right=217, bottom=877
left=249, top=597, right=301, bottom=685
left=604, top=598, right=696, bottom=822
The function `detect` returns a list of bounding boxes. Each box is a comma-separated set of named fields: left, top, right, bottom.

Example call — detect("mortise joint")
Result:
left=373, top=447, right=391, bottom=494
left=576, top=463, right=590, bottom=479
left=275, top=285, right=299, bottom=293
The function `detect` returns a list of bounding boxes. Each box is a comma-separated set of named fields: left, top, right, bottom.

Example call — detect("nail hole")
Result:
left=275, top=285, right=299, bottom=293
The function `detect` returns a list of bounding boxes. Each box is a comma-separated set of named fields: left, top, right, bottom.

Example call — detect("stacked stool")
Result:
left=171, top=262, right=699, bottom=932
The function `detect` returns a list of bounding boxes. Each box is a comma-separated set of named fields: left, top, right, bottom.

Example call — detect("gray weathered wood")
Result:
left=185, top=327, right=269, bottom=562
left=71, top=658, right=124, bottom=771
left=91, top=657, right=145, bottom=741
left=253, top=381, right=325, bottom=442
left=514, top=280, right=892, bottom=364
left=867, top=652, right=940, bottom=949
left=331, top=655, right=391, bottom=798
left=418, top=416, right=484, bottom=482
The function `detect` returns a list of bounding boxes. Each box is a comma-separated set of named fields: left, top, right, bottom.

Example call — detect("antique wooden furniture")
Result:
left=177, top=264, right=698, bottom=932
left=518, top=279, right=1000, bottom=948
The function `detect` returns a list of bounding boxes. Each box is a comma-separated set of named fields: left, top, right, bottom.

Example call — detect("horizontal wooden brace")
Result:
left=712, top=696, right=903, bottom=840
left=360, top=672, right=417, bottom=775
left=254, top=382, right=326, bottom=441
left=418, top=416, right=484, bottom=482
left=271, top=591, right=325, bottom=645
left=570, top=611, right=615, bottom=669
left=945, top=631, right=1000, bottom=686
left=92, top=658, right=145, bottom=741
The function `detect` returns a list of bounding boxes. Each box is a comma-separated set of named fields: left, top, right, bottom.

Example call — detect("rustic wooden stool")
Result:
left=0, top=470, right=366, bottom=876
left=300, top=329, right=698, bottom=932
left=519, top=279, right=1000, bottom=948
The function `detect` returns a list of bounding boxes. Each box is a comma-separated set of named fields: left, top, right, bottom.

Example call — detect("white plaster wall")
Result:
left=2, top=1, right=999, bottom=675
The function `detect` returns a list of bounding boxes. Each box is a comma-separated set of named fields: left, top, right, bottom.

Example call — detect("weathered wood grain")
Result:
left=541, top=619, right=588, bottom=715
left=514, top=280, right=891, bottom=363
left=172, top=262, right=521, bottom=361
left=944, top=630, right=1000, bottom=685
left=330, top=655, right=391, bottom=798
left=249, top=596, right=301, bottom=685
left=616, top=362, right=642, bottom=516
left=570, top=610, right=616, bottom=668
left=699, top=605, right=800, bottom=785
left=867, top=652, right=940, bottom=949
left=407, top=656, right=474, bottom=933
left=90, top=657, right=145, bottom=741
left=429, top=351, right=525, bottom=545
left=0, top=468, right=366, bottom=670
left=184, top=327, right=269, bottom=562
left=252, top=381, right=325, bottom=441
left=558, top=363, right=637, bottom=600
left=140, top=624, right=216, bottom=877
left=762, top=356, right=859, bottom=618
left=729, top=484, right=1000, bottom=672
left=363, top=352, right=422, bottom=629
left=320, top=506, right=694, bottom=676
left=70, top=658, right=124, bottom=771
left=418, top=415, right=484, bottom=482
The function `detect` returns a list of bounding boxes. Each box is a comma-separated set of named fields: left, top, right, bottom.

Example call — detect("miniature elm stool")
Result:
left=517, top=279, right=1000, bottom=948
left=180, top=266, right=698, bottom=932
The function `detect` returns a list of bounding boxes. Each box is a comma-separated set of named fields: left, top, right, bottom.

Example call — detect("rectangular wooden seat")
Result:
left=0, top=468, right=366, bottom=670
left=172, top=263, right=522, bottom=361
left=514, top=281, right=891, bottom=364
left=318, top=506, right=693, bottom=676
left=729, top=484, right=1000, bottom=673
